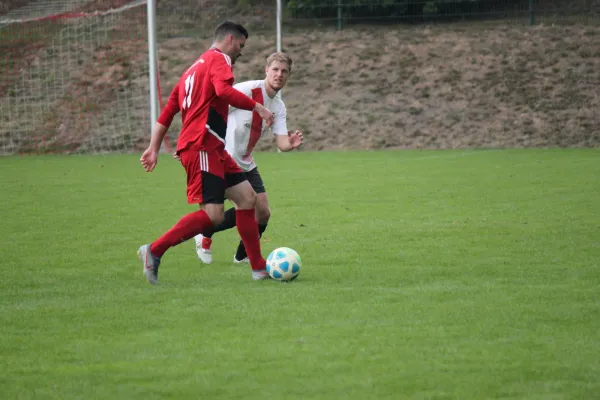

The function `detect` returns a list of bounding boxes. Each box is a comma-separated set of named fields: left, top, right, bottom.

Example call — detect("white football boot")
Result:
left=137, top=244, right=161, bottom=285
left=195, top=234, right=213, bottom=264
left=233, top=255, right=249, bottom=264
left=251, top=269, right=270, bottom=280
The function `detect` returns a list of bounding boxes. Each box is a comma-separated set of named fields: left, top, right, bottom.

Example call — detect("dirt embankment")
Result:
left=158, top=23, right=600, bottom=151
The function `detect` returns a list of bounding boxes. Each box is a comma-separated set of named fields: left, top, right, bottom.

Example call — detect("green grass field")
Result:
left=1, top=149, right=599, bottom=399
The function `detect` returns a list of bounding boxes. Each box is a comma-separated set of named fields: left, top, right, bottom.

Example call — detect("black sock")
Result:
left=235, top=223, right=267, bottom=260
left=205, top=207, right=237, bottom=238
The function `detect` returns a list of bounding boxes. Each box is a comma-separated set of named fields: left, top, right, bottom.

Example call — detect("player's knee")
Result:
left=256, top=206, right=270, bottom=225
left=203, top=205, right=225, bottom=226
left=211, top=213, right=225, bottom=227
left=237, top=189, right=257, bottom=209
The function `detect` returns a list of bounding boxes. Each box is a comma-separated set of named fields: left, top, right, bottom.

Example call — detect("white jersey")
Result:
left=225, top=80, right=288, bottom=172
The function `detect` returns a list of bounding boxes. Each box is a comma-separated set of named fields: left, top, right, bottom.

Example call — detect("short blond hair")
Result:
left=266, top=52, right=293, bottom=72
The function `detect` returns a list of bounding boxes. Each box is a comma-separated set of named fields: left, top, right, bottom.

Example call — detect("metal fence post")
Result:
left=337, top=0, right=343, bottom=30
left=529, top=0, right=535, bottom=25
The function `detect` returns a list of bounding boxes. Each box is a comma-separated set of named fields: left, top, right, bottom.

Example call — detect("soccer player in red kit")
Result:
left=138, top=21, right=274, bottom=283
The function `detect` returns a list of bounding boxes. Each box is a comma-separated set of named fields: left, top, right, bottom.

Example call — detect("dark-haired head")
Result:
left=214, top=21, right=248, bottom=41
left=212, top=21, right=249, bottom=65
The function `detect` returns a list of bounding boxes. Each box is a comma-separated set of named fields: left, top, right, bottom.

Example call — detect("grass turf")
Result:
left=1, top=149, right=599, bottom=399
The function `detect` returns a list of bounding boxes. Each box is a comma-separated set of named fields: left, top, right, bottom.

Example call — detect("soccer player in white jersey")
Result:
left=194, top=52, right=303, bottom=264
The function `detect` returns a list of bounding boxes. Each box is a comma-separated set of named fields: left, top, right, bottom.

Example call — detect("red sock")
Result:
left=150, top=209, right=212, bottom=258
left=236, top=209, right=266, bottom=271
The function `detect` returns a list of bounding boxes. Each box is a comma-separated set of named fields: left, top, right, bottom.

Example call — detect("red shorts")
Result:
left=178, top=147, right=246, bottom=204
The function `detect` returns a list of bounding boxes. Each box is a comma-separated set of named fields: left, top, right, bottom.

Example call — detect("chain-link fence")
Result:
left=283, top=0, right=599, bottom=28
left=153, top=0, right=600, bottom=38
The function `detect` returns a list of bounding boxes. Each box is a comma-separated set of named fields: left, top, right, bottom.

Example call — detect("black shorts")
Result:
left=244, top=167, right=266, bottom=194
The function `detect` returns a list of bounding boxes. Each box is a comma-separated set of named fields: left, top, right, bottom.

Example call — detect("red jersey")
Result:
left=157, top=48, right=257, bottom=152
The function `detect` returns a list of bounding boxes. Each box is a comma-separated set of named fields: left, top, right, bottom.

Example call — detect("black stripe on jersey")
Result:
left=207, top=107, right=227, bottom=140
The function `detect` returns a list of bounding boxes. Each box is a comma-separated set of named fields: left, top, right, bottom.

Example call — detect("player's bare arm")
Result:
left=275, top=130, right=303, bottom=152
left=140, top=84, right=179, bottom=172
left=140, top=122, right=169, bottom=172
left=254, top=103, right=274, bottom=127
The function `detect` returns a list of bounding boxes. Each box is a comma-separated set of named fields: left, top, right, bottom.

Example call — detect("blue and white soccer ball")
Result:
left=266, top=247, right=301, bottom=281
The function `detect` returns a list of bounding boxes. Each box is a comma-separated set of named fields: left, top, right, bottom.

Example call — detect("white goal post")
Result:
left=146, top=0, right=158, bottom=141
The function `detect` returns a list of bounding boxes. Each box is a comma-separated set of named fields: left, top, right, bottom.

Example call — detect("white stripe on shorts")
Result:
left=199, top=151, right=209, bottom=172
